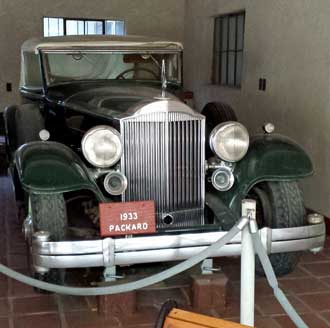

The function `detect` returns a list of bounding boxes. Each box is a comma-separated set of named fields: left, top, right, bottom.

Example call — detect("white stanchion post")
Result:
left=240, top=199, right=256, bottom=327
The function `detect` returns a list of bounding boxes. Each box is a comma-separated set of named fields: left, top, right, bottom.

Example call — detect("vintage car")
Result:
left=4, top=35, right=325, bottom=285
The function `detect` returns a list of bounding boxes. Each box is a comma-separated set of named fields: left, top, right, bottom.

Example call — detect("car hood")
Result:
left=47, top=81, right=180, bottom=120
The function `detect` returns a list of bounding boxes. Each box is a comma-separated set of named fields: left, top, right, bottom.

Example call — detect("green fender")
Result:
left=15, top=141, right=105, bottom=201
left=217, top=134, right=313, bottom=215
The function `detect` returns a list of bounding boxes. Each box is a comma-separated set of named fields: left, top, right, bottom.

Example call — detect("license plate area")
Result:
left=99, top=200, right=156, bottom=237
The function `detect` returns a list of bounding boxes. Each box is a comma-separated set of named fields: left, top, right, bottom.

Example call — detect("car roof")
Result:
left=22, top=35, right=183, bottom=53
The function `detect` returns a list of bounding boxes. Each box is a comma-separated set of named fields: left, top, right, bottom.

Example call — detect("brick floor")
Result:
left=0, top=174, right=330, bottom=327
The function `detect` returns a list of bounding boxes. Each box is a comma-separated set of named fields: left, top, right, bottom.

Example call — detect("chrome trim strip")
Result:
left=119, top=99, right=204, bottom=120
left=32, top=222, right=325, bottom=269
left=271, top=224, right=325, bottom=241
left=34, top=254, right=104, bottom=269
left=271, top=236, right=325, bottom=253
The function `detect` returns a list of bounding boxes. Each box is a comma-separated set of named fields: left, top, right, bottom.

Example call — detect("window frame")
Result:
left=213, top=11, right=245, bottom=88
left=43, top=16, right=125, bottom=37
left=40, top=49, right=183, bottom=88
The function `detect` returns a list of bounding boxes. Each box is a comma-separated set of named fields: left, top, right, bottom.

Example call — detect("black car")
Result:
left=3, top=35, right=324, bottom=285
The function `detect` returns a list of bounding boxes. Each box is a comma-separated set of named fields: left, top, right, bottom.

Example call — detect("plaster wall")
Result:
left=184, top=0, right=330, bottom=216
left=0, top=0, right=185, bottom=109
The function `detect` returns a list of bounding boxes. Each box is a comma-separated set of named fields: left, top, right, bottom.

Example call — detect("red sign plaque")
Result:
left=99, top=200, right=156, bottom=237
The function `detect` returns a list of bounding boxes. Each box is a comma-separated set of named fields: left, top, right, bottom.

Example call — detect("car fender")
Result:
left=15, top=141, right=105, bottom=200
left=218, top=134, right=313, bottom=214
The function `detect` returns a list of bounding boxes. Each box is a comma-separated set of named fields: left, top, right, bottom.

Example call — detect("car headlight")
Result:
left=209, top=122, right=249, bottom=162
left=82, top=126, right=122, bottom=168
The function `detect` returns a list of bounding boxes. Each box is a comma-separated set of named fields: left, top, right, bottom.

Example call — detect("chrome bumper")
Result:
left=31, top=220, right=326, bottom=271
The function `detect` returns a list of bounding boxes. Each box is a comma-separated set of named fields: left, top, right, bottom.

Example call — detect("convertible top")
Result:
left=22, top=35, right=183, bottom=54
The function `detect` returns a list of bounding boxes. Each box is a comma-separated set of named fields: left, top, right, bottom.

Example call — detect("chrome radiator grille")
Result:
left=120, top=110, right=205, bottom=229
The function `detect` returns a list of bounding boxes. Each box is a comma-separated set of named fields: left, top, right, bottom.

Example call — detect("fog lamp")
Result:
left=211, top=167, right=234, bottom=191
left=104, top=171, right=127, bottom=196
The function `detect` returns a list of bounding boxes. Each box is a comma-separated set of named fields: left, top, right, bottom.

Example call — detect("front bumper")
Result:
left=31, top=219, right=326, bottom=272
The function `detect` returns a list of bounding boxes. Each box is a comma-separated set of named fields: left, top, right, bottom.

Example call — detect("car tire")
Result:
left=201, top=102, right=238, bottom=125
left=248, top=181, right=306, bottom=276
left=201, top=102, right=238, bottom=158
left=30, top=193, right=68, bottom=286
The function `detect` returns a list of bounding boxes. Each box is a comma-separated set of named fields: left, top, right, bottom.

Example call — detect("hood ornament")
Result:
left=154, top=59, right=170, bottom=100
left=161, top=59, right=167, bottom=98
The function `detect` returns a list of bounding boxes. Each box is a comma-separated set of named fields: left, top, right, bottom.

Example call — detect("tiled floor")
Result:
left=0, top=173, right=330, bottom=327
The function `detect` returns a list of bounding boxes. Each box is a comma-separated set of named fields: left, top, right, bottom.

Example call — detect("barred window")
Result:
left=43, top=17, right=125, bottom=37
left=213, top=12, right=245, bottom=87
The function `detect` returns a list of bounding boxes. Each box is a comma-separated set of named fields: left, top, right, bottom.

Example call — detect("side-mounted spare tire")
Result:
left=248, top=181, right=306, bottom=276
left=4, top=104, right=44, bottom=152
left=201, top=102, right=237, bottom=158
left=201, top=102, right=237, bottom=126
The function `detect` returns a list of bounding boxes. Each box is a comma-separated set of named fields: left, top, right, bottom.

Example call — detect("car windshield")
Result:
left=43, top=51, right=181, bottom=86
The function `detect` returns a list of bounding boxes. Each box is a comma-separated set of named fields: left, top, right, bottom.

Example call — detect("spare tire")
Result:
left=15, top=104, right=44, bottom=148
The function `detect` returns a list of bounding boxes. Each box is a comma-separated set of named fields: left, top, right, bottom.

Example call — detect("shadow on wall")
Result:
left=0, top=112, right=7, bottom=175
left=0, top=113, right=5, bottom=135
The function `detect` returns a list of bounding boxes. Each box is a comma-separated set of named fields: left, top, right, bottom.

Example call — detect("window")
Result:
left=43, top=17, right=64, bottom=37
left=43, top=17, right=125, bottom=37
left=213, top=12, right=245, bottom=87
left=105, top=20, right=125, bottom=36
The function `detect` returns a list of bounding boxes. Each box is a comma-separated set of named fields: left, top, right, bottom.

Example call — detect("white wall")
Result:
left=0, top=0, right=185, bottom=109
left=184, top=0, right=330, bottom=215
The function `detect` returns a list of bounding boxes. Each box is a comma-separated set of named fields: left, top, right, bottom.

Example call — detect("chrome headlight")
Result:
left=209, top=122, right=249, bottom=162
left=82, top=126, right=122, bottom=168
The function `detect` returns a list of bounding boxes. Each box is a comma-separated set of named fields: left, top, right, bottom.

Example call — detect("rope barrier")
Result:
left=0, top=214, right=311, bottom=327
